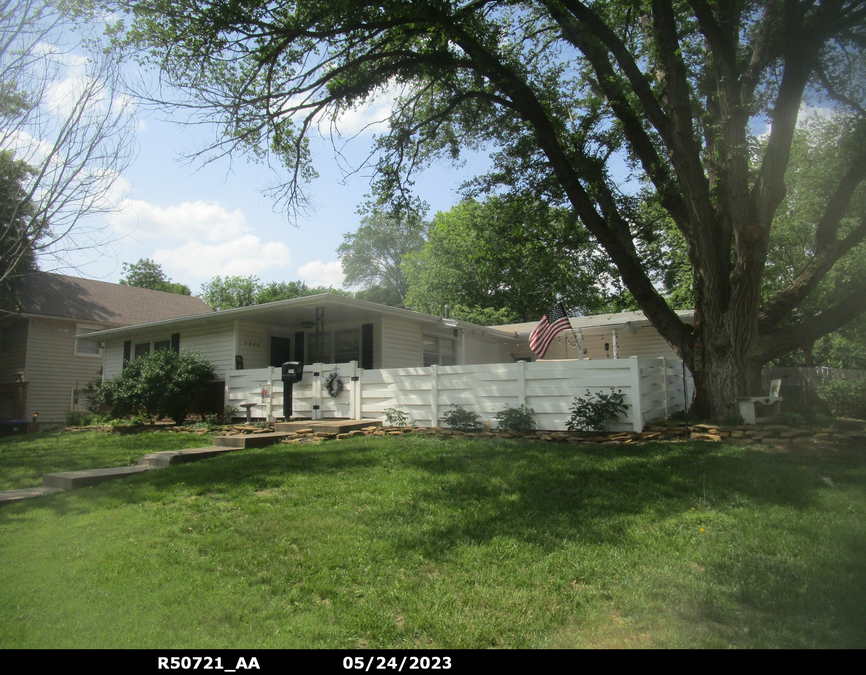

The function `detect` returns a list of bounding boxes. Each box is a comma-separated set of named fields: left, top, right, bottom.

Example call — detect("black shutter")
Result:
left=171, top=333, right=180, bottom=352
left=294, top=331, right=305, bottom=362
left=361, top=323, right=374, bottom=369
left=122, top=340, right=131, bottom=368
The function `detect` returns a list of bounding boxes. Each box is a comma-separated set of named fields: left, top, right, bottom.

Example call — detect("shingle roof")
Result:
left=8, top=273, right=213, bottom=326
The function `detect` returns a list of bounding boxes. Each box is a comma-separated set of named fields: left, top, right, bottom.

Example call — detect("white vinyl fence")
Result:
left=226, top=357, right=693, bottom=432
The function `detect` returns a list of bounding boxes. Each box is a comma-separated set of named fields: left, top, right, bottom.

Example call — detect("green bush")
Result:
left=384, top=406, right=410, bottom=427
left=440, top=404, right=482, bottom=432
left=494, top=404, right=537, bottom=433
left=566, top=388, right=628, bottom=432
left=101, top=350, right=217, bottom=425
left=65, top=411, right=98, bottom=426
left=818, top=378, right=866, bottom=420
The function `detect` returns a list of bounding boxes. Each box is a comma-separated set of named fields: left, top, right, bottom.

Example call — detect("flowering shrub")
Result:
left=566, top=388, right=628, bottom=431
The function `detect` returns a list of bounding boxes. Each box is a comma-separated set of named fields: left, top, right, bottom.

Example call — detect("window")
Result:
left=423, top=335, right=456, bottom=367
left=75, top=325, right=102, bottom=357
left=334, top=329, right=360, bottom=363
left=132, top=337, right=172, bottom=360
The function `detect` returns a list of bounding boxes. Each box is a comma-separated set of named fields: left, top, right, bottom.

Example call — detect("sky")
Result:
left=26, top=19, right=491, bottom=296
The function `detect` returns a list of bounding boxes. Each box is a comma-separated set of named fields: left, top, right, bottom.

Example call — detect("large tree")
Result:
left=338, top=206, right=428, bottom=305
left=404, top=196, right=622, bottom=322
left=0, top=0, right=136, bottom=296
left=118, top=0, right=866, bottom=419
left=119, top=258, right=192, bottom=295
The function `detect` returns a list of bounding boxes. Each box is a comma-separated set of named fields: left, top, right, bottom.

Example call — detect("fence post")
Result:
left=356, top=366, right=364, bottom=420
left=430, top=365, right=439, bottom=427
left=348, top=361, right=359, bottom=420
left=517, top=360, right=526, bottom=407
left=266, top=366, right=274, bottom=421
left=630, top=356, right=644, bottom=432
left=312, top=363, right=323, bottom=421
left=658, top=357, right=668, bottom=418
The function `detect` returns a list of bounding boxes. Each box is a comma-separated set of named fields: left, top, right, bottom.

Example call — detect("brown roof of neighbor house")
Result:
left=7, top=273, right=213, bottom=326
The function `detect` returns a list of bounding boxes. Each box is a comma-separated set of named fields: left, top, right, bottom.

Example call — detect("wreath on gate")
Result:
left=324, top=369, right=344, bottom=398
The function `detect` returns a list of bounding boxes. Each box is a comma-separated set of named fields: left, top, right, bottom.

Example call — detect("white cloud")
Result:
left=298, top=260, right=345, bottom=288
left=154, top=235, right=292, bottom=278
left=108, top=199, right=249, bottom=242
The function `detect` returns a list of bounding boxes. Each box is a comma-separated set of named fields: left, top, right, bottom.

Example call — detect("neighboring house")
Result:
left=89, top=294, right=523, bottom=383
left=495, top=310, right=695, bottom=362
left=0, top=273, right=213, bottom=423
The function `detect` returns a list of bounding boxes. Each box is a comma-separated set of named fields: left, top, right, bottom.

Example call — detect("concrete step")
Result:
left=139, top=446, right=241, bottom=468
left=0, top=486, right=64, bottom=505
left=274, top=420, right=382, bottom=434
left=42, top=465, right=151, bottom=491
left=212, top=432, right=291, bottom=449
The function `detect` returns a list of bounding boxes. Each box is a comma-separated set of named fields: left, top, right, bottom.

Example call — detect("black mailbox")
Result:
left=281, top=361, right=304, bottom=419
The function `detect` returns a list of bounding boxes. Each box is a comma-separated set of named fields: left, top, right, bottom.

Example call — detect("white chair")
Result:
left=737, top=379, right=783, bottom=424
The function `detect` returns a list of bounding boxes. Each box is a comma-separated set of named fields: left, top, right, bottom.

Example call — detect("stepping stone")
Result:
left=0, top=487, right=64, bottom=505
left=274, top=420, right=382, bottom=434
left=213, top=432, right=291, bottom=449
left=139, top=446, right=241, bottom=468
left=42, top=466, right=151, bottom=491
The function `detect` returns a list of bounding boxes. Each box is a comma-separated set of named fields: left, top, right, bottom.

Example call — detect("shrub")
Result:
left=818, top=378, right=866, bottom=420
left=65, top=411, right=98, bottom=426
left=100, top=350, right=217, bottom=425
left=494, top=404, right=537, bottom=433
left=440, top=404, right=482, bottom=432
left=566, top=388, right=628, bottom=432
left=384, top=405, right=410, bottom=427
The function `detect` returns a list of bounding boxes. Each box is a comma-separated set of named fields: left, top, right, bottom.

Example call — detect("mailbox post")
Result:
left=281, top=362, right=304, bottom=419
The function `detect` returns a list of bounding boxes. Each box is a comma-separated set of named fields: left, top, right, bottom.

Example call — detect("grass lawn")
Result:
left=0, top=429, right=215, bottom=491
left=0, top=432, right=864, bottom=648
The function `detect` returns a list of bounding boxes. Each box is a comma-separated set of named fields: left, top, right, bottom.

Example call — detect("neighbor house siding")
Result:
left=0, top=317, right=29, bottom=382
left=532, top=324, right=681, bottom=361
left=23, top=318, right=107, bottom=423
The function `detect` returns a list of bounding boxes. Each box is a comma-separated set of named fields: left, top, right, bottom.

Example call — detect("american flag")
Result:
left=529, top=302, right=571, bottom=359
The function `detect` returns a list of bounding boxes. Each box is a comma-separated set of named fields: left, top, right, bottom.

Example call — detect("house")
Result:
left=80, top=296, right=694, bottom=429
left=88, top=293, right=523, bottom=384
left=493, top=309, right=695, bottom=362
left=0, top=273, right=213, bottom=424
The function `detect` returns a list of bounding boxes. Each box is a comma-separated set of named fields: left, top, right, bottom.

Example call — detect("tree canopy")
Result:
left=117, top=0, right=866, bottom=419
left=119, top=258, right=191, bottom=295
left=1, top=0, right=136, bottom=293
left=404, top=196, right=623, bottom=323
left=338, top=207, right=428, bottom=305
left=199, top=275, right=350, bottom=310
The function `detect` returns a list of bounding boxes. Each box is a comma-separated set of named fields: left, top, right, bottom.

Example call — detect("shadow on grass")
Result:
left=8, top=434, right=864, bottom=647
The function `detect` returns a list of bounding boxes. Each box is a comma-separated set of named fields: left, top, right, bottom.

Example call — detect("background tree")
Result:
left=0, top=0, right=136, bottom=297
left=337, top=206, right=428, bottom=305
left=118, top=1, right=866, bottom=419
left=119, top=258, right=191, bottom=295
left=200, top=275, right=351, bottom=310
left=404, top=197, right=621, bottom=323
left=0, top=150, right=37, bottom=302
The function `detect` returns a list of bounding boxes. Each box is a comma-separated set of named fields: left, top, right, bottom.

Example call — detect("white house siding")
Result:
left=462, top=332, right=515, bottom=364
left=532, top=324, right=681, bottom=361
left=237, top=322, right=270, bottom=370
left=103, top=324, right=236, bottom=380
left=381, top=316, right=423, bottom=368
left=23, top=318, right=107, bottom=423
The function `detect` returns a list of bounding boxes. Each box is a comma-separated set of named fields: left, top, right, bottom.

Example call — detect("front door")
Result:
left=270, top=336, right=292, bottom=368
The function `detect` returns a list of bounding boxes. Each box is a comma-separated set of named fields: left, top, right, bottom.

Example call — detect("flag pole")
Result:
left=557, top=299, right=584, bottom=360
